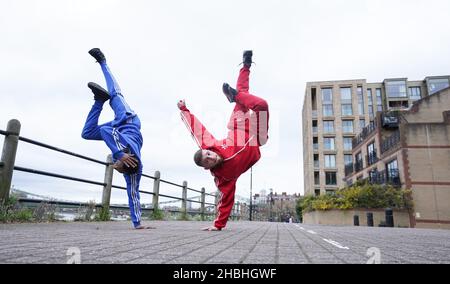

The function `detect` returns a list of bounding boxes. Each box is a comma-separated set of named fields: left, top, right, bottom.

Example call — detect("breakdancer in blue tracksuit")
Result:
left=81, top=48, right=152, bottom=229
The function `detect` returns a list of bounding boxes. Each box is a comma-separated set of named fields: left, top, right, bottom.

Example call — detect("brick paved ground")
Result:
left=1, top=221, right=450, bottom=264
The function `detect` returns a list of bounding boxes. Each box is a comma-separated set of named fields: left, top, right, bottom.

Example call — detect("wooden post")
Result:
left=101, top=154, right=114, bottom=218
left=215, top=190, right=220, bottom=214
left=0, top=119, right=21, bottom=203
left=181, top=181, right=187, bottom=218
left=200, top=187, right=206, bottom=221
left=152, top=171, right=161, bottom=210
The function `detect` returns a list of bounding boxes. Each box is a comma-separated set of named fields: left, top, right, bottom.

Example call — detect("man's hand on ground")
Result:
left=177, top=99, right=186, bottom=110
left=202, top=226, right=222, bottom=231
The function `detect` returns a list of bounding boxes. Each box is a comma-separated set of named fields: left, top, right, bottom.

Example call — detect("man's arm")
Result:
left=98, top=126, right=137, bottom=167
left=178, top=100, right=218, bottom=149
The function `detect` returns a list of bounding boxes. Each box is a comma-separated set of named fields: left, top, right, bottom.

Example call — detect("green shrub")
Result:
left=298, top=181, right=413, bottom=213
left=150, top=208, right=165, bottom=220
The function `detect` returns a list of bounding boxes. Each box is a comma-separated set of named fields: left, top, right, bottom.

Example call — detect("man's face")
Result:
left=201, top=150, right=221, bottom=169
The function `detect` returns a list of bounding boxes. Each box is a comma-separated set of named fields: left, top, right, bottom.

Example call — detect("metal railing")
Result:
left=354, top=159, right=364, bottom=173
left=368, top=169, right=401, bottom=188
left=353, top=120, right=377, bottom=148
left=344, top=163, right=354, bottom=177
left=0, top=120, right=246, bottom=220
left=367, top=151, right=379, bottom=166
left=381, top=130, right=401, bottom=154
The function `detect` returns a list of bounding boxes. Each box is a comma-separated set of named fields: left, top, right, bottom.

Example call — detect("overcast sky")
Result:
left=1, top=0, right=450, bottom=205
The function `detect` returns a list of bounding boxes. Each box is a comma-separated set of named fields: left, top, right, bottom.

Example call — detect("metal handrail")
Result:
left=1, top=128, right=223, bottom=217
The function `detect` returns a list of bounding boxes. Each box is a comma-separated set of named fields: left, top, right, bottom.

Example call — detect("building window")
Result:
left=367, top=89, right=374, bottom=118
left=323, top=137, right=335, bottom=150
left=322, top=88, right=333, bottom=116
left=357, top=87, right=364, bottom=115
left=342, top=104, right=353, bottom=116
left=388, top=100, right=408, bottom=109
left=428, top=78, right=450, bottom=95
left=340, top=87, right=353, bottom=116
left=386, top=80, right=407, bottom=98
left=355, top=151, right=363, bottom=172
left=314, top=189, right=320, bottom=196
left=313, top=137, right=319, bottom=151
left=314, top=154, right=319, bottom=168
left=408, top=87, right=421, bottom=101
left=359, top=119, right=365, bottom=130
left=340, top=87, right=352, bottom=101
left=386, top=159, right=400, bottom=186
left=323, top=120, right=334, bottom=133
left=343, top=137, right=353, bottom=151
left=324, top=155, right=336, bottom=168
left=323, top=105, right=334, bottom=116
left=325, top=172, right=337, bottom=185
left=342, top=120, right=354, bottom=133
left=367, top=142, right=377, bottom=165
left=322, top=88, right=333, bottom=103
left=376, top=88, right=383, bottom=111
left=325, top=190, right=336, bottom=195
left=314, top=172, right=320, bottom=185
left=344, top=154, right=352, bottom=165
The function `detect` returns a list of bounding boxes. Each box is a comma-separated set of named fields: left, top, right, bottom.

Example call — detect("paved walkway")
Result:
left=1, top=221, right=450, bottom=264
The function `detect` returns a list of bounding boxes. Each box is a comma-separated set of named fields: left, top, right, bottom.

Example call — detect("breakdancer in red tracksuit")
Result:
left=178, top=51, right=269, bottom=231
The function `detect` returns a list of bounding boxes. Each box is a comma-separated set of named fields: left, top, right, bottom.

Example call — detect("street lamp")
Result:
left=249, top=167, right=253, bottom=221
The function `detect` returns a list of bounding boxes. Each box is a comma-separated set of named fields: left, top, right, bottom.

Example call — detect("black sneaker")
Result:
left=88, top=82, right=110, bottom=102
left=222, top=83, right=237, bottom=103
left=243, top=50, right=253, bottom=67
left=88, top=48, right=106, bottom=63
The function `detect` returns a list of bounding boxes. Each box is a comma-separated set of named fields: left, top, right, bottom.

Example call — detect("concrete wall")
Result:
left=303, top=209, right=411, bottom=227
left=403, top=88, right=450, bottom=123
left=403, top=123, right=450, bottom=228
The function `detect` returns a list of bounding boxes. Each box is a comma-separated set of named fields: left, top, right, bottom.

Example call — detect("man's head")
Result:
left=193, top=149, right=223, bottom=170
left=113, top=160, right=139, bottom=174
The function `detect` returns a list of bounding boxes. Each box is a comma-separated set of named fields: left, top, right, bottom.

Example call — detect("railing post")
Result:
left=200, top=187, right=205, bottom=221
left=0, top=119, right=21, bottom=204
left=101, top=154, right=114, bottom=218
left=181, top=181, right=187, bottom=218
left=215, top=190, right=220, bottom=214
left=152, top=171, right=161, bottom=210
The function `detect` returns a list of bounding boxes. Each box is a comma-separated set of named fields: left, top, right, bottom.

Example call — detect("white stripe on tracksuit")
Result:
left=112, top=128, right=140, bottom=223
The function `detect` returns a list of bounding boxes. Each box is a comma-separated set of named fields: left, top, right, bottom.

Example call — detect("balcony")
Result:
left=354, top=159, right=364, bottom=173
left=367, top=151, right=379, bottom=166
left=368, top=169, right=401, bottom=188
left=381, top=131, right=400, bottom=154
left=381, top=113, right=399, bottom=129
left=344, top=163, right=354, bottom=177
left=353, top=121, right=377, bottom=148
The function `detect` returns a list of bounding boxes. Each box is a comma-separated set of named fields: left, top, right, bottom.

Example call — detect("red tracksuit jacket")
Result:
left=180, top=67, right=269, bottom=229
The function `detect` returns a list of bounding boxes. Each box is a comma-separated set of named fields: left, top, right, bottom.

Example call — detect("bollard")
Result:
left=353, top=215, right=360, bottom=226
left=367, top=212, right=374, bottom=227
left=385, top=208, right=394, bottom=227
left=152, top=171, right=161, bottom=210
left=0, top=119, right=21, bottom=203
